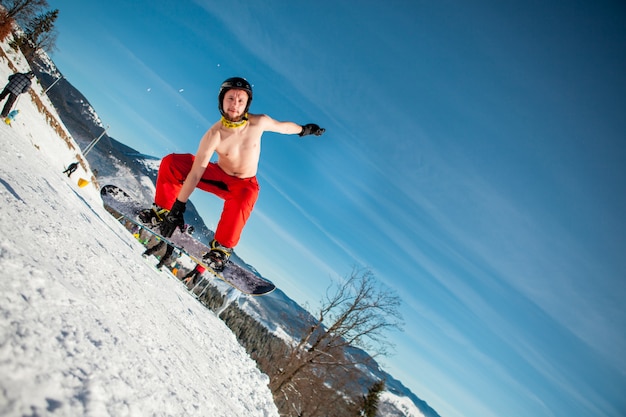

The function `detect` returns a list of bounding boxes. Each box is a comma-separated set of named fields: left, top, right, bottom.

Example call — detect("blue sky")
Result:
left=48, top=1, right=625, bottom=416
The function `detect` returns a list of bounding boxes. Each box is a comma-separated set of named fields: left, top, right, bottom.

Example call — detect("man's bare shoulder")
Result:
left=200, top=121, right=225, bottom=145
left=247, top=113, right=270, bottom=125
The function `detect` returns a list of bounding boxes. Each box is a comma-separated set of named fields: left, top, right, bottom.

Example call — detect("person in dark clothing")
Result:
left=0, top=71, right=35, bottom=118
left=142, top=240, right=175, bottom=269
left=182, top=264, right=206, bottom=286
left=63, top=162, right=79, bottom=177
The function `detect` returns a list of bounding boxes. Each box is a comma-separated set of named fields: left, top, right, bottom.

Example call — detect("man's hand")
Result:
left=160, top=199, right=186, bottom=237
left=299, top=123, right=325, bottom=137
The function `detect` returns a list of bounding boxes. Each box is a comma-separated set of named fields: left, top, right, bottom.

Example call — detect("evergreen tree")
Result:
left=0, top=0, right=49, bottom=27
left=23, top=8, right=57, bottom=51
left=1, top=0, right=58, bottom=55
left=360, top=380, right=385, bottom=417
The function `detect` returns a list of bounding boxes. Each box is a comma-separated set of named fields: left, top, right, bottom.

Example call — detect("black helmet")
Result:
left=218, top=77, right=253, bottom=119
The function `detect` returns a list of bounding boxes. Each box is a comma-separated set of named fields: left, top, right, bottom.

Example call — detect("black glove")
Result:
left=160, top=199, right=186, bottom=237
left=299, top=123, right=325, bottom=137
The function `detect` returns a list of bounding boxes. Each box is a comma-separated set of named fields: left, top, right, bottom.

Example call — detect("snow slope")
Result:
left=0, top=51, right=278, bottom=416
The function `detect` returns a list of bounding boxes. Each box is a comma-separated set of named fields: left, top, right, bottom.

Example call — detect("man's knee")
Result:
left=159, top=153, right=194, bottom=182
left=238, top=185, right=259, bottom=208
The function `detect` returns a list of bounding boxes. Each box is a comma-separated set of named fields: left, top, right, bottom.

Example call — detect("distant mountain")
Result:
left=29, top=50, right=440, bottom=417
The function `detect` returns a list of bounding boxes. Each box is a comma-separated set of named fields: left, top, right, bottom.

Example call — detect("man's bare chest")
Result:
left=216, top=132, right=260, bottom=157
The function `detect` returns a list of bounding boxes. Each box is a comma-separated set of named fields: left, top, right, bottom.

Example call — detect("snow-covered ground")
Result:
left=0, top=49, right=278, bottom=416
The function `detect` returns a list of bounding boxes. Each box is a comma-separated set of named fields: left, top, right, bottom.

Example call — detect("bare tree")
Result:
left=0, top=11, right=12, bottom=41
left=275, top=364, right=357, bottom=417
left=270, top=268, right=403, bottom=404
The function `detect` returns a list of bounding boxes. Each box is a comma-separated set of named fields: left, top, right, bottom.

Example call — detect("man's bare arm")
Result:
left=256, top=114, right=302, bottom=135
left=177, top=127, right=220, bottom=203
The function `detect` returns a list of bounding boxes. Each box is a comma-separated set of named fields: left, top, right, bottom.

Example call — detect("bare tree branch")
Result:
left=270, top=267, right=404, bottom=406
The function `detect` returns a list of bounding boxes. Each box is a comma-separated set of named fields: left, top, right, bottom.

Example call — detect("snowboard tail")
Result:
left=100, top=184, right=275, bottom=296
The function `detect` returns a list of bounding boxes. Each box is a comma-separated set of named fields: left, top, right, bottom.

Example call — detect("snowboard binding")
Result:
left=138, top=204, right=168, bottom=226
left=203, top=239, right=232, bottom=272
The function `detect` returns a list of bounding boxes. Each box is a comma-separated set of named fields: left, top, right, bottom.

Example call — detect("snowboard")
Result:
left=100, top=184, right=275, bottom=296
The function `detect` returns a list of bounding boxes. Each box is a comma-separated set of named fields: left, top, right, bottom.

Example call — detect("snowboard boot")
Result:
left=203, top=239, right=232, bottom=272
left=138, top=204, right=168, bottom=226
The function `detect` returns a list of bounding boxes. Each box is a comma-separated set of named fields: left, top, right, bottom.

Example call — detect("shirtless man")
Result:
left=142, top=77, right=325, bottom=271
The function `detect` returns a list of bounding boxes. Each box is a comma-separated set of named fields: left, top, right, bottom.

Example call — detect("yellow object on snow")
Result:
left=77, top=178, right=90, bottom=188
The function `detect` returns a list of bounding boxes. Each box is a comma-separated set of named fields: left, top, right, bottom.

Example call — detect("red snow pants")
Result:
left=154, top=153, right=259, bottom=248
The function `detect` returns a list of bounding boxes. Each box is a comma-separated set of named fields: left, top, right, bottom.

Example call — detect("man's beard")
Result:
left=224, top=111, right=247, bottom=122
